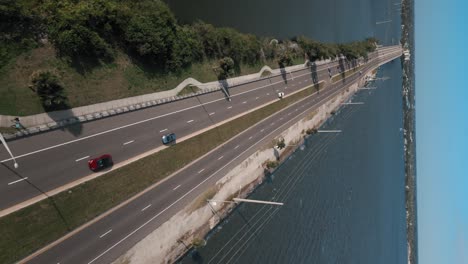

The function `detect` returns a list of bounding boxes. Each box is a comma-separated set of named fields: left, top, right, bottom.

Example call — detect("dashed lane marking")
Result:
left=123, top=140, right=134, bottom=146
left=75, top=156, right=90, bottom=162
left=8, top=177, right=28, bottom=185
left=99, top=230, right=112, bottom=238
left=141, top=204, right=152, bottom=211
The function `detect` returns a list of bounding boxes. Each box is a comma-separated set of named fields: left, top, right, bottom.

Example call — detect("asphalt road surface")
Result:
left=21, top=47, right=402, bottom=264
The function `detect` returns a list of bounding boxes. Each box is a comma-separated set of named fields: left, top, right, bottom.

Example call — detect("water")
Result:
left=166, top=0, right=400, bottom=44
left=169, top=0, right=406, bottom=263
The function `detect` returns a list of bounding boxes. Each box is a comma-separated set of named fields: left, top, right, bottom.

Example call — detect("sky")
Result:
left=416, top=0, right=468, bottom=263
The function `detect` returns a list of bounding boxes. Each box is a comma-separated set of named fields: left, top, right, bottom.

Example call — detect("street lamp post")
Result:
left=0, top=133, right=18, bottom=168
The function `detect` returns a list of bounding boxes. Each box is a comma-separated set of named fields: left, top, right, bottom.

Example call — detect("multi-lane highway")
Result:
left=20, top=47, right=402, bottom=264
left=0, top=46, right=399, bottom=211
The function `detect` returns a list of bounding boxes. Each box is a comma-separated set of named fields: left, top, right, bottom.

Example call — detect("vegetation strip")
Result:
left=331, top=65, right=364, bottom=83
left=0, top=82, right=322, bottom=264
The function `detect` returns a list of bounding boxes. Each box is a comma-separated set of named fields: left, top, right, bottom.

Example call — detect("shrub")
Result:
left=30, top=71, right=68, bottom=111
left=266, top=160, right=279, bottom=169
left=276, top=138, right=286, bottom=149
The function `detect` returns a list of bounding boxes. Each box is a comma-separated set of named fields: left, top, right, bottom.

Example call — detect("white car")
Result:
left=278, top=92, right=285, bottom=99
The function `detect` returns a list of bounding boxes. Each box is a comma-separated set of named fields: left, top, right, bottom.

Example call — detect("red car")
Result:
left=88, top=154, right=113, bottom=171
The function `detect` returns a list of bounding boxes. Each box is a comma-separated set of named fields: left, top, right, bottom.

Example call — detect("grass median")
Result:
left=0, top=82, right=323, bottom=264
left=331, top=65, right=364, bottom=83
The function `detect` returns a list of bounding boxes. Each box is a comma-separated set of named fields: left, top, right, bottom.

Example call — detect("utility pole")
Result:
left=0, top=133, right=18, bottom=168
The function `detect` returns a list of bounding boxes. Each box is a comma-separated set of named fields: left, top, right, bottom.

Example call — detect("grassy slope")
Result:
left=0, top=44, right=300, bottom=116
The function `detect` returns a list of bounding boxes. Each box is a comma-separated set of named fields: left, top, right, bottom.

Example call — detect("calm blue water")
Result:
left=166, top=0, right=400, bottom=44
left=169, top=0, right=406, bottom=263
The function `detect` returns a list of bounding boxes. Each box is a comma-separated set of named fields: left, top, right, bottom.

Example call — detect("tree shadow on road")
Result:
left=338, top=56, right=347, bottom=84
left=217, top=79, right=231, bottom=102
left=44, top=109, right=84, bottom=137
left=279, top=66, right=288, bottom=84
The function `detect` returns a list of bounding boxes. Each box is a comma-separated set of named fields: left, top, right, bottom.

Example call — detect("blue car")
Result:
left=162, top=133, right=176, bottom=145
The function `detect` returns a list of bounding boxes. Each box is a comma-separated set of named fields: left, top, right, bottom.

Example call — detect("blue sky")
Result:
left=416, top=0, right=468, bottom=263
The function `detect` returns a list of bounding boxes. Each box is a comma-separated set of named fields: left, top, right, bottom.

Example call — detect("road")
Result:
left=0, top=46, right=399, bottom=211
left=22, top=47, right=402, bottom=264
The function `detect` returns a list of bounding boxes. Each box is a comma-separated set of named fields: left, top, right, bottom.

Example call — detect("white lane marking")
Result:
left=255, top=97, right=259, bottom=100
left=242, top=101, right=247, bottom=104
left=99, top=230, right=112, bottom=238
left=209, top=112, right=215, bottom=116
left=173, top=185, right=181, bottom=191
left=2, top=55, right=389, bottom=164
left=295, top=108, right=298, bottom=111
left=267, top=93, right=270, bottom=95
left=227, top=106, right=232, bottom=109
left=271, top=123, right=275, bottom=126
left=123, top=140, right=134, bottom=146
left=141, top=204, right=152, bottom=211
left=260, top=129, right=264, bottom=132
left=234, top=145, right=239, bottom=149
left=198, top=169, right=205, bottom=174
left=8, top=177, right=28, bottom=185
left=75, top=156, right=90, bottom=162
left=187, top=120, right=194, bottom=123
left=217, top=156, right=224, bottom=160
left=86, top=77, right=385, bottom=263
left=159, top=129, right=168, bottom=133
left=248, top=136, right=253, bottom=140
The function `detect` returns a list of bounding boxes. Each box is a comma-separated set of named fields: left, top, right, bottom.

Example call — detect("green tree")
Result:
left=276, top=138, right=286, bottom=150
left=0, top=0, right=40, bottom=68
left=44, top=0, right=119, bottom=62
left=278, top=51, right=293, bottom=68
left=192, top=21, right=221, bottom=59
left=218, top=57, right=235, bottom=79
left=123, top=1, right=181, bottom=70
left=52, top=24, right=113, bottom=60
left=31, top=71, right=68, bottom=111
left=167, top=25, right=204, bottom=70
